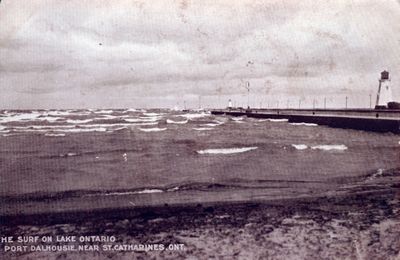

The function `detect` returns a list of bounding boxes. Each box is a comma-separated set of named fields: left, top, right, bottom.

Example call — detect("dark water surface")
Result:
left=0, top=109, right=398, bottom=210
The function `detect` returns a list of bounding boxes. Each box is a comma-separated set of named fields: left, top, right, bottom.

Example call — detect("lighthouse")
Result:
left=375, top=70, right=393, bottom=109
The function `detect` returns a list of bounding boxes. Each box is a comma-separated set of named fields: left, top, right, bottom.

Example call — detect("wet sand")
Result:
left=1, top=168, right=399, bottom=259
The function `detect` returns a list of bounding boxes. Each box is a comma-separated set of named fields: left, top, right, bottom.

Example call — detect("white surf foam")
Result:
left=66, top=119, right=93, bottom=124
left=139, top=116, right=162, bottom=120
left=17, top=125, right=75, bottom=129
left=11, top=125, right=76, bottom=132
left=82, top=122, right=157, bottom=128
left=125, top=117, right=160, bottom=123
left=57, top=127, right=108, bottom=133
left=167, top=187, right=180, bottom=192
left=291, top=144, right=308, bottom=150
left=202, top=120, right=224, bottom=127
left=35, top=116, right=63, bottom=122
left=231, top=117, right=244, bottom=121
left=139, top=127, right=167, bottom=132
left=135, top=189, right=164, bottom=194
left=193, top=127, right=214, bottom=131
left=268, top=119, right=288, bottom=122
left=143, top=112, right=163, bottom=117
left=104, top=189, right=164, bottom=196
left=167, top=119, right=188, bottom=124
left=96, top=114, right=120, bottom=119
left=47, top=110, right=90, bottom=116
left=45, top=133, right=66, bottom=137
left=214, top=120, right=225, bottom=124
left=16, top=125, right=108, bottom=133
left=311, top=144, right=348, bottom=151
left=197, top=147, right=258, bottom=155
left=60, top=152, right=78, bottom=157
left=176, top=112, right=211, bottom=119
left=367, top=168, right=384, bottom=181
left=94, top=110, right=114, bottom=114
left=113, top=127, right=128, bottom=131
left=290, top=122, right=318, bottom=126
left=0, top=113, right=41, bottom=123
left=131, top=122, right=159, bottom=126
left=0, top=111, right=81, bottom=123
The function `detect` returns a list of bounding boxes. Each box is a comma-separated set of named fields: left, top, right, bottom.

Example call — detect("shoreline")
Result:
left=1, top=183, right=399, bottom=259
left=2, top=168, right=398, bottom=223
left=0, top=187, right=397, bottom=226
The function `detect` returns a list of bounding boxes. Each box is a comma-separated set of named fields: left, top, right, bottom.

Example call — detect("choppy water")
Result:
left=0, top=109, right=398, bottom=203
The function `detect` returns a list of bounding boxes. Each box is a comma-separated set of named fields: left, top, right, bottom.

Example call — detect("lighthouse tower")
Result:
left=375, top=70, right=393, bottom=109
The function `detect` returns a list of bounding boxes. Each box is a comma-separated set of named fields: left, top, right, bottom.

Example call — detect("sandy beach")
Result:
left=1, top=167, right=399, bottom=259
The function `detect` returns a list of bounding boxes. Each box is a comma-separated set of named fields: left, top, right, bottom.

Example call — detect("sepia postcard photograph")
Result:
left=0, top=0, right=399, bottom=259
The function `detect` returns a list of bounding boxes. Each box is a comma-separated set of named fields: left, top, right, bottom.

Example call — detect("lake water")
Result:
left=0, top=109, right=398, bottom=209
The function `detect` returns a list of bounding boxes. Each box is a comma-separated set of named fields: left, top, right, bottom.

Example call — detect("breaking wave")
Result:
left=291, top=144, right=347, bottom=151
left=201, top=120, right=224, bottom=127
left=197, top=147, right=258, bottom=155
left=175, top=112, right=210, bottom=119
left=167, top=119, right=188, bottom=124
left=139, top=127, right=167, bottom=132
left=367, top=168, right=384, bottom=181
left=290, top=122, right=318, bottom=126
left=291, top=144, right=308, bottom=150
left=193, top=128, right=214, bottom=131
left=56, top=127, right=108, bottom=133
left=44, top=133, right=66, bottom=137
left=231, top=117, right=244, bottom=121
left=125, top=117, right=160, bottom=123
left=0, top=113, right=61, bottom=123
left=267, top=119, right=288, bottom=122
left=66, top=119, right=93, bottom=124
left=143, top=112, right=164, bottom=117
left=94, top=110, right=114, bottom=114
left=103, top=189, right=164, bottom=196
left=311, top=145, right=348, bottom=151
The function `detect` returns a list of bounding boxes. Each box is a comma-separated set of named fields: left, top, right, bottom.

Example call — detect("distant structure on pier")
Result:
left=375, top=70, right=400, bottom=109
left=375, top=71, right=400, bottom=109
left=375, top=71, right=392, bottom=109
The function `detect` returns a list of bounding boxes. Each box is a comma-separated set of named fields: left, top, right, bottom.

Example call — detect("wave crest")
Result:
left=311, top=145, right=348, bottom=151
left=167, top=119, right=188, bottom=124
left=197, top=147, right=258, bottom=155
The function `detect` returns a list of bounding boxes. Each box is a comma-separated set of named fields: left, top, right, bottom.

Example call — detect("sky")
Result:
left=1, top=0, right=400, bottom=109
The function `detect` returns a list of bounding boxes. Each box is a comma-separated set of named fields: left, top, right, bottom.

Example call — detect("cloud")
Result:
left=0, top=0, right=400, bottom=108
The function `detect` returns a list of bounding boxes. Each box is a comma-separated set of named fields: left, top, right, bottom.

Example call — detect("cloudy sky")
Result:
left=1, top=0, right=400, bottom=109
